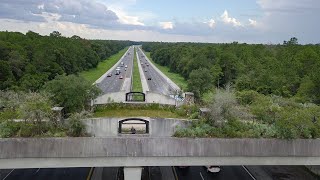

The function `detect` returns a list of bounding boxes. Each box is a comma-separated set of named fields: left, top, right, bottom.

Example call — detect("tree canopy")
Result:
left=0, top=31, right=131, bottom=91
left=143, top=39, right=320, bottom=103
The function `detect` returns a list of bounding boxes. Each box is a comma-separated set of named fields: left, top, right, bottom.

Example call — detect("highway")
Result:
left=97, top=46, right=134, bottom=93
left=0, top=168, right=91, bottom=180
left=1, top=166, right=317, bottom=180
left=136, top=47, right=177, bottom=96
left=173, top=166, right=255, bottom=180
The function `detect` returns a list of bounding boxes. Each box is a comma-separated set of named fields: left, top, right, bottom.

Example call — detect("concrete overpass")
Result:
left=0, top=137, right=319, bottom=179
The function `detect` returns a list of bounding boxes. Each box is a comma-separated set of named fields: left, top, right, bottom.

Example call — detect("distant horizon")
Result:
left=1, top=0, right=319, bottom=44
left=2, top=30, right=319, bottom=45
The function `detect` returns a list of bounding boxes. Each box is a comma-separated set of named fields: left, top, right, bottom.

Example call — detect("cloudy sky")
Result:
left=0, top=0, right=319, bottom=43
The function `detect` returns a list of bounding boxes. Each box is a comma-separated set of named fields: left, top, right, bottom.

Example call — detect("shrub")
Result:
left=67, top=112, right=89, bottom=137
left=0, top=121, right=20, bottom=138
left=236, top=90, right=260, bottom=105
left=17, top=123, right=38, bottom=137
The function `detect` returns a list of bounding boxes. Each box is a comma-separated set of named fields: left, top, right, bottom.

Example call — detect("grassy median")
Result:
left=80, top=47, right=129, bottom=83
left=132, top=47, right=143, bottom=92
left=143, top=51, right=188, bottom=91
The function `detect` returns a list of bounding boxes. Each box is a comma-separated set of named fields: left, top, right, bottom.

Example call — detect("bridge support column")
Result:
left=124, top=167, right=142, bottom=180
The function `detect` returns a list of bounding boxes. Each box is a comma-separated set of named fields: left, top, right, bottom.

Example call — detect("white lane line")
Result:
left=35, top=168, right=41, bottom=174
left=3, top=169, right=15, bottom=180
left=199, top=172, right=205, bottom=180
left=242, top=165, right=256, bottom=180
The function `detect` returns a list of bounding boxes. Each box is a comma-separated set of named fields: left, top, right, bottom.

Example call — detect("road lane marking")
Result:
left=242, top=165, right=256, bottom=180
left=86, top=167, right=94, bottom=180
left=35, top=168, right=41, bottom=174
left=199, top=172, right=205, bottom=180
left=172, top=167, right=179, bottom=180
left=3, top=169, right=15, bottom=180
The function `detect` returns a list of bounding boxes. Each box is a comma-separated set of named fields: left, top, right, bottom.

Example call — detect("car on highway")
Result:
left=125, top=65, right=128, bottom=68
left=147, top=77, right=152, bottom=80
left=115, top=70, right=120, bottom=75
left=144, top=69, right=147, bottom=72
left=141, top=62, right=144, bottom=65
left=119, top=75, right=123, bottom=79
left=206, top=166, right=221, bottom=173
left=107, top=73, right=112, bottom=77
left=146, top=63, right=149, bottom=66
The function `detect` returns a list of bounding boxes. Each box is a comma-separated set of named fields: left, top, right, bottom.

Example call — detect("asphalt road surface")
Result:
left=0, top=168, right=91, bottom=180
left=173, top=166, right=255, bottom=180
left=98, top=46, right=134, bottom=93
left=137, top=48, right=176, bottom=96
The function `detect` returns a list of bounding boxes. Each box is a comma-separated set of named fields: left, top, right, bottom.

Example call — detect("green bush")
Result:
left=17, top=123, right=37, bottom=137
left=0, top=121, right=20, bottom=138
left=67, top=118, right=85, bottom=137
left=236, top=90, right=260, bottom=105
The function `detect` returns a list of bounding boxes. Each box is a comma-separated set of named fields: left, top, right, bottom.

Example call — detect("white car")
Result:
left=206, top=166, right=221, bottom=173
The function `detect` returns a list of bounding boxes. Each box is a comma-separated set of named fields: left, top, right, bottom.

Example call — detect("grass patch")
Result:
left=94, top=109, right=185, bottom=118
left=94, top=104, right=190, bottom=119
left=143, top=51, right=188, bottom=91
left=80, top=47, right=129, bottom=83
left=132, top=47, right=143, bottom=92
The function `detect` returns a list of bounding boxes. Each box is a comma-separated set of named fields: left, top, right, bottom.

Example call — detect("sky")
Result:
left=0, top=0, right=319, bottom=44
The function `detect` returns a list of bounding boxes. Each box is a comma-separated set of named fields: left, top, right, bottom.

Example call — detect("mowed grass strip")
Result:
left=132, top=47, right=143, bottom=92
left=94, top=108, right=185, bottom=118
left=80, top=47, right=129, bottom=83
left=143, top=51, right=188, bottom=91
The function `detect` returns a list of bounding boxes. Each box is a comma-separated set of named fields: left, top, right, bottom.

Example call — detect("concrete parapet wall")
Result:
left=83, top=117, right=190, bottom=137
left=0, top=138, right=320, bottom=158
left=146, top=91, right=183, bottom=106
left=93, top=91, right=126, bottom=104
left=0, top=138, right=320, bottom=168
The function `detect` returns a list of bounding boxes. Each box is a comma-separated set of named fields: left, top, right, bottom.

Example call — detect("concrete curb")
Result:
left=138, top=47, right=181, bottom=92
left=136, top=47, right=149, bottom=93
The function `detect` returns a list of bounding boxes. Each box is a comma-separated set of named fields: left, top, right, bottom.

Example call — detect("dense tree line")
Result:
left=143, top=38, right=320, bottom=103
left=0, top=31, right=131, bottom=91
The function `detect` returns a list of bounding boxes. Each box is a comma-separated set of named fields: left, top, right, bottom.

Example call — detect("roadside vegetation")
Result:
left=0, top=75, right=100, bottom=138
left=0, top=91, right=90, bottom=138
left=80, top=47, right=129, bottom=83
left=0, top=31, right=130, bottom=91
left=143, top=51, right=188, bottom=91
left=174, top=88, right=320, bottom=139
left=144, top=38, right=320, bottom=139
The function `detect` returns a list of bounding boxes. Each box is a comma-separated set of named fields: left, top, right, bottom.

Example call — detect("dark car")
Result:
left=107, top=73, right=112, bottom=77
left=147, top=77, right=152, bottom=80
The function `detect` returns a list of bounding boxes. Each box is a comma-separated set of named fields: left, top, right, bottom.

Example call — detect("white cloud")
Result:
left=115, top=10, right=145, bottom=26
left=159, top=21, right=174, bottom=29
left=207, top=19, right=216, bottom=29
left=248, top=19, right=257, bottom=27
left=221, top=10, right=242, bottom=27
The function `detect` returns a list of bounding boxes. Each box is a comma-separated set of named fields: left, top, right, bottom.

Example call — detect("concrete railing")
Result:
left=0, top=137, right=319, bottom=168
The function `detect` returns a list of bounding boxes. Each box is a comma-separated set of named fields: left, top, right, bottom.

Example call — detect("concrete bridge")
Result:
left=1, top=117, right=320, bottom=179
left=0, top=137, right=319, bottom=179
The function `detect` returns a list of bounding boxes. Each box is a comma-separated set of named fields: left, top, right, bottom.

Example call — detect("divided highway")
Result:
left=136, top=47, right=178, bottom=96
left=97, top=46, right=134, bottom=93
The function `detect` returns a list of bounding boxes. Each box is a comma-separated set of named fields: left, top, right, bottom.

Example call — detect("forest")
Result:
left=0, top=31, right=131, bottom=91
left=143, top=39, right=320, bottom=139
left=143, top=38, right=320, bottom=104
